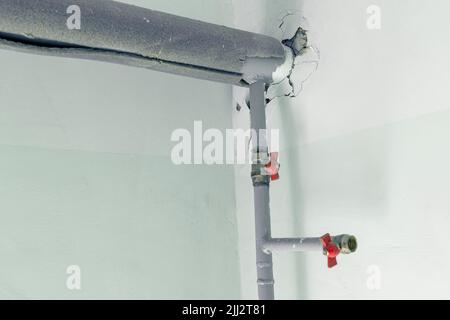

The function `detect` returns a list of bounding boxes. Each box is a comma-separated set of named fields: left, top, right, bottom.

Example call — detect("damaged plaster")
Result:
left=235, top=12, right=320, bottom=111
left=267, top=12, right=321, bottom=103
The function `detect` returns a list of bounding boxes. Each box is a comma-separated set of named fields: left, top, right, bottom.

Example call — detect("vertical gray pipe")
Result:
left=250, top=81, right=274, bottom=300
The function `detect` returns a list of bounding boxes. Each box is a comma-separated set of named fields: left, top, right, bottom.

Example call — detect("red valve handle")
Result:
left=265, top=152, right=280, bottom=181
left=320, top=233, right=341, bottom=268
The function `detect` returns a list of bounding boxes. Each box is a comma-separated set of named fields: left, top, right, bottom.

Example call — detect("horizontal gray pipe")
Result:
left=263, top=238, right=323, bottom=253
left=263, top=235, right=358, bottom=254
left=0, top=0, right=287, bottom=85
left=263, top=234, right=358, bottom=254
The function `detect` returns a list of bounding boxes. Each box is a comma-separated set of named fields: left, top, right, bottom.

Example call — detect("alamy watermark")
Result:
left=171, top=121, right=279, bottom=165
left=66, top=265, right=82, bottom=290
left=66, top=5, right=81, bottom=30
left=366, top=5, right=381, bottom=30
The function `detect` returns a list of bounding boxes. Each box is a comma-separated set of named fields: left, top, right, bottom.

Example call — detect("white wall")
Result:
left=232, top=0, right=450, bottom=299
left=0, top=0, right=240, bottom=299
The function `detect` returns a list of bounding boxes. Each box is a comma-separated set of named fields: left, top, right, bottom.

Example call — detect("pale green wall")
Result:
left=0, top=0, right=240, bottom=299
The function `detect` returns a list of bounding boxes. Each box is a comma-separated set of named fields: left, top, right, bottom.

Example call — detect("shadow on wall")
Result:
left=264, top=0, right=308, bottom=300
left=264, top=0, right=390, bottom=299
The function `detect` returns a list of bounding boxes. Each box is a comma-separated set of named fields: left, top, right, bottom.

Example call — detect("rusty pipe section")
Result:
left=0, top=0, right=288, bottom=85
